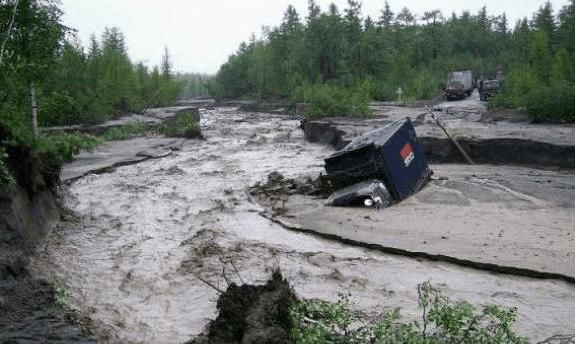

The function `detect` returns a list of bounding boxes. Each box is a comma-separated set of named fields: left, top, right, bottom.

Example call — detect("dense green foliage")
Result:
left=290, top=282, right=527, bottom=343
left=0, top=0, right=182, bottom=187
left=296, top=82, right=372, bottom=117
left=161, top=110, right=201, bottom=138
left=1, top=1, right=181, bottom=129
left=214, top=0, right=575, bottom=120
left=33, top=132, right=102, bottom=166
left=101, top=121, right=151, bottom=141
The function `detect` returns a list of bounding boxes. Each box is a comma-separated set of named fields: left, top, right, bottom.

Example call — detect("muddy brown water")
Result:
left=30, top=107, right=575, bottom=343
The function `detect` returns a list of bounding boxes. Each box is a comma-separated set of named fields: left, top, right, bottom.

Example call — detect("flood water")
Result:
left=30, top=107, right=575, bottom=343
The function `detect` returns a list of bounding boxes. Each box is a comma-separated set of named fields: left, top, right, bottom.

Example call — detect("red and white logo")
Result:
left=400, top=143, right=415, bottom=167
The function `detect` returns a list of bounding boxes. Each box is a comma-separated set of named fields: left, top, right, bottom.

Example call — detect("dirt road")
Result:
left=30, top=107, right=575, bottom=343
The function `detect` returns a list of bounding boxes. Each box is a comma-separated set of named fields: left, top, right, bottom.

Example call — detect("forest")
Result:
left=0, top=0, right=193, bottom=187
left=212, top=0, right=575, bottom=120
left=0, top=0, right=180, bottom=130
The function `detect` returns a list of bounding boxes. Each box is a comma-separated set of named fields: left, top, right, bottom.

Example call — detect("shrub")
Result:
left=101, top=121, right=151, bottom=141
left=526, top=84, right=575, bottom=122
left=34, top=133, right=103, bottom=165
left=290, top=282, right=528, bottom=344
left=161, top=110, right=202, bottom=138
left=296, top=82, right=371, bottom=119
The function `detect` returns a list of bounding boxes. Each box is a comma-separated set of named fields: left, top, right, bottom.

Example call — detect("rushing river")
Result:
left=30, top=107, right=575, bottom=343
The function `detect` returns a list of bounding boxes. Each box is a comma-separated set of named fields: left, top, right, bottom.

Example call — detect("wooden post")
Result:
left=425, top=106, right=475, bottom=165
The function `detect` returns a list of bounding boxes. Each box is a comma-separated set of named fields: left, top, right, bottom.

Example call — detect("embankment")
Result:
left=0, top=124, right=95, bottom=342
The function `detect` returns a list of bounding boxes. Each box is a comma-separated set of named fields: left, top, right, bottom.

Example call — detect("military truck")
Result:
left=445, top=70, right=474, bottom=100
left=479, top=79, right=501, bottom=101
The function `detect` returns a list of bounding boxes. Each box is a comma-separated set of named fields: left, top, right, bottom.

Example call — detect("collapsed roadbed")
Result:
left=277, top=96, right=575, bottom=281
left=302, top=99, right=575, bottom=169
left=253, top=166, right=575, bottom=282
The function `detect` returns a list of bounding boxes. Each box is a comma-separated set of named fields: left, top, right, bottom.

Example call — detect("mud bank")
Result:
left=303, top=118, right=575, bottom=168
left=31, top=107, right=575, bottom=343
left=1, top=123, right=60, bottom=277
left=189, top=271, right=294, bottom=344
left=0, top=186, right=59, bottom=278
left=61, top=137, right=186, bottom=183
left=0, top=276, right=95, bottom=343
left=42, top=107, right=200, bottom=136
left=0, top=127, right=95, bottom=342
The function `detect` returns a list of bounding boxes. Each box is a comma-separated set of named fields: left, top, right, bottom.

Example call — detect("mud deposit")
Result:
left=189, top=271, right=294, bottom=344
left=0, top=275, right=96, bottom=343
left=30, top=107, right=575, bottom=343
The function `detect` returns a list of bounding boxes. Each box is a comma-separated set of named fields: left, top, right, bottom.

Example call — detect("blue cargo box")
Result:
left=324, top=118, right=432, bottom=202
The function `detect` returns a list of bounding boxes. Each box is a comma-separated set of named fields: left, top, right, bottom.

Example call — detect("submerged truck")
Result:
left=445, top=70, right=474, bottom=100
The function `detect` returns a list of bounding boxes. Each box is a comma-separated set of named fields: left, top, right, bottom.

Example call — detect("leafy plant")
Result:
left=101, top=121, right=152, bottom=141
left=54, top=286, right=69, bottom=309
left=34, top=133, right=103, bottom=165
left=296, top=82, right=371, bottom=119
left=0, top=148, right=16, bottom=188
left=161, top=110, right=201, bottom=138
left=290, top=282, right=528, bottom=343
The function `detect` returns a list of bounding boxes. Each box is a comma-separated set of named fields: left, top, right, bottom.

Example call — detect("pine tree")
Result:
left=396, top=7, right=415, bottom=26
left=529, top=31, right=553, bottom=83
left=533, top=1, right=556, bottom=38
left=379, top=1, right=394, bottom=28
left=161, top=46, right=173, bottom=78
left=307, top=0, right=320, bottom=21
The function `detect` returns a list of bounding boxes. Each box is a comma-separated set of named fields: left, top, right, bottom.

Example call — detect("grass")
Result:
left=290, top=281, right=528, bottom=344
left=101, top=121, right=152, bottom=141
left=33, top=120, right=154, bottom=167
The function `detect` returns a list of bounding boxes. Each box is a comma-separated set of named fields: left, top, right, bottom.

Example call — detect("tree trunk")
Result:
left=29, top=81, right=38, bottom=137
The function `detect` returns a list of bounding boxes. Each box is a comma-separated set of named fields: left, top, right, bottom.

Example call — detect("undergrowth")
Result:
left=294, top=82, right=372, bottom=119
left=161, top=110, right=201, bottom=138
left=34, top=133, right=103, bottom=165
left=101, top=121, right=152, bottom=141
left=290, top=281, right=527, bottom=344
left=0, top=148, right=15, bottom=188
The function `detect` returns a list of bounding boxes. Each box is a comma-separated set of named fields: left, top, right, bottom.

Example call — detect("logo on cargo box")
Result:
left=400, top=143, right=415, bottom=167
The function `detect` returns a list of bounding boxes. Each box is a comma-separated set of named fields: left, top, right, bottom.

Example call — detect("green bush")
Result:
left=296, top=82, right=371, bottom=119
left=101, top=121, right=151, bottom=141
left=34, top=133, right=103, bottom=165
left=161, top=111, right=201, bottom=138
left=526, top=84, right=575, bottom=122
left=290, top=282, right=528, bottom=344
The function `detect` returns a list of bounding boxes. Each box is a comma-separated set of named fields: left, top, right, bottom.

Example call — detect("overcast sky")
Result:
left=60, top=0, right=571, bottom=75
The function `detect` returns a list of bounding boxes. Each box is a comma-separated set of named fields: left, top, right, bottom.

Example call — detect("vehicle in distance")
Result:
left=479, top=79, right=501, bottom=101
left=445, top=70, right=474, bottom=100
